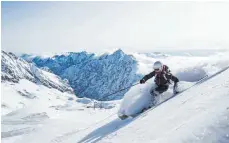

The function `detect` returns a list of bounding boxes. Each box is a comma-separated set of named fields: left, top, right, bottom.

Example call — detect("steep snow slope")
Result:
left=118, top=80, right=195, bottom=118
left=76, top=67, right=229, bottom=143
left=1, top=51, right=73, bottom=93
left=9, top=66, right=227, bottom=143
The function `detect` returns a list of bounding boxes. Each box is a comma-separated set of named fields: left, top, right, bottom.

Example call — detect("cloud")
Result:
left=2, top=1, right=229, bottom=54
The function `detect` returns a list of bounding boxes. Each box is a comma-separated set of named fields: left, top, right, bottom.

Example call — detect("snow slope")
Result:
left=1, top=79, right=119, bottom=143
left=1, top=51, right=120, bottom=143
left=5, top=64, right=226, bottom=143
left=74, top=67, right=229, bottom=143
left=1, top=51, right=73, bottom=93
left=2, top=52, right=229, bottom=143
left=118, top=80, right=194, bottom=118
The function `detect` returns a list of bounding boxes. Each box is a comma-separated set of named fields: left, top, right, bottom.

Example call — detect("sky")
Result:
left=2, top=1, right=229, bottom=55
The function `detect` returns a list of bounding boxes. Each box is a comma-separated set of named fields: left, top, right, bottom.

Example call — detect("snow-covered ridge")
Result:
left=21, top=50, right=229, bottom=101
left=1, top=51, right=73, bottom=93
left=21, top=49, right=140, bottom=100
left=2, top=50, right=229, bottom=143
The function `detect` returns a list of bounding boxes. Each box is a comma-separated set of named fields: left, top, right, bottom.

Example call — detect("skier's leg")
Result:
left=151, top=85, right=169, bottom=104
left=149, top=83, right=158, bottom=107
left=149, top=83, right=158, bottom=96
left=155, top=85, right=169, bottom=94
left=173, top=82, right=179, bottom=94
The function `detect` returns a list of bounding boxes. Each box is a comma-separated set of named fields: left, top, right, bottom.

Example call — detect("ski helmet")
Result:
left=153, top=61, right=163, bottom=71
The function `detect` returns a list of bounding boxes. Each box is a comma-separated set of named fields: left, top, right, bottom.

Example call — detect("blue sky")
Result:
left=2, top=1, right=229, bottom=55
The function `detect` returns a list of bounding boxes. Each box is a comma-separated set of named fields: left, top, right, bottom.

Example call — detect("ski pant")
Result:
left=150, top=84, right=169, bottom=96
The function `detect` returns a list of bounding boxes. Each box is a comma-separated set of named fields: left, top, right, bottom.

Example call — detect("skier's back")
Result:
left=140, top=61, right=179, bottom=96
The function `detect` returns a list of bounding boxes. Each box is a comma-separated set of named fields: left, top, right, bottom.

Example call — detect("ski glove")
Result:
left=140, top=79, right=146, bottom=84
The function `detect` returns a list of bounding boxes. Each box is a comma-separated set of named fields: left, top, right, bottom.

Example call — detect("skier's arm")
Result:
left=171, top=75, right=179, bottom=83
left=166, top=73, right=179, bottom=93
left=166, top=74, right=179, bottom=83
left=171, top=74, right=179, bottom=93
left=140, top=71, right=155, bottom=83
left=164, top=65, right=171, bottom=73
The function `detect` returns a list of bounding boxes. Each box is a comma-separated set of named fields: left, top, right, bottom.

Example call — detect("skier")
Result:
left=140, top=61, right=179, bottom=96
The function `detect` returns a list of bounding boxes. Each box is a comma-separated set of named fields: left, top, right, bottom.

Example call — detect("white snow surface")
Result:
left=118, top=81, right=193, bottom=117
left=1, top=79, right=119, bottom=143
left=76, top=67, right=229, bottom=143
left=2, top=67, right=229, bottom=143
left=1, top=51, right=73, bottom=93
left=2, top=51, right=229, bottom=143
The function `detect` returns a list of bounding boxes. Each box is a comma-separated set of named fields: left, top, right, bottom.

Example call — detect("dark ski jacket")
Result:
left=142, top=65, right=179, bottom=86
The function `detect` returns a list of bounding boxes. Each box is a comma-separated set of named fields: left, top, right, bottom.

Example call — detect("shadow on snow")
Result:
left=77, top=117, right=133, bottom=143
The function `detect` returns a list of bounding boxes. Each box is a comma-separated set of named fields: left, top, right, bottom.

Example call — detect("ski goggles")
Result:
left=154, top=68, right=161, bottom=72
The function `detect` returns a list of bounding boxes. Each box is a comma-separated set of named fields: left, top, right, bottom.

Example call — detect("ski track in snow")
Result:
left=3, top=66, right=227, bottom=143
left=48, top=66, right=229, bottom=143
left=2, top=51, right=229, bottom=143
left=73, top=66, right=229, bottom=143
left=1, top=111, right=49, bottom=138
left=1, top=79, right=119, bottom=143
left=101, top=68, right=229, bottom=143
left=51, top=111, right=118, bottom=143
left=1, top=127, right=37, bottom=138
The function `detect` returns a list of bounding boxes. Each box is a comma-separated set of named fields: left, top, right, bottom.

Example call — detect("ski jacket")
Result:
left=142, top=65, right=179, bottom=86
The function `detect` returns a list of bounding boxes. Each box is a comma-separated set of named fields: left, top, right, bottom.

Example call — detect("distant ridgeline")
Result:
left=1, top=50, right=74, bottom=93
left=21, top=50, right=141, bottom=100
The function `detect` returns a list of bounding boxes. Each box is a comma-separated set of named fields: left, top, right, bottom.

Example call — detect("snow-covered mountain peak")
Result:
left=112, top=49, right=124, bottom=56
left=21, top=49, right=140, bottom=100
left=1, top=50, right=73, bottom=93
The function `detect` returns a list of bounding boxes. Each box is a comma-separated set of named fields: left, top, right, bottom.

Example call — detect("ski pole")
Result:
left=98, top=82, right=140, bottom=101
left=93, top=82, right=140, bottom=109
